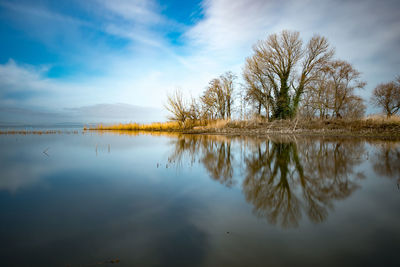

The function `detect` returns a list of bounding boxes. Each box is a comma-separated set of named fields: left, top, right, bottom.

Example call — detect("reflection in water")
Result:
left=169, top=136, right=235, bottom=187
left=169, top=135, right=367, bottom=227
left=372, top=142, right=400, bottom=184
left=244, top=139, right=366, bottom=227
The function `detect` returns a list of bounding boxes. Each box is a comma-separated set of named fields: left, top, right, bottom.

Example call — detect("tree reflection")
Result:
left=169, top=135, right=235, bottom=187
left=202, top=140, right=234, bottom=187
left=371, top=142, right=400, bottom=182
left=168, top=135, right=366, bottom=228
left=243, top=141, right=301, bottom=227
left=243, top=138, right=365, bottom=227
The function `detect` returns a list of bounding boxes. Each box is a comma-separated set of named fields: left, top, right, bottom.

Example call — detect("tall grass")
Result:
left=88, top=121, right=182, bottom=131
left=88, top=119, right=216, bottom=132
left=362, top=114, right=400, bottom=124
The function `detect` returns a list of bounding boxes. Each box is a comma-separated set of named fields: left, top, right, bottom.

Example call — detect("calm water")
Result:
left=0, top=132, right=399, bottom=266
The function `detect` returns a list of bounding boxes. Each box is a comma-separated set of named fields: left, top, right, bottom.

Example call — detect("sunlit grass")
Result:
left=87, top=121, right=185, bottom=131
left=87, top=119, right=219, bottom=132
left=362, top=114, right=400, bottom=124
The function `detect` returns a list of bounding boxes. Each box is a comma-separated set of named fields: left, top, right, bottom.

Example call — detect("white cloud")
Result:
left=186, top=0, right=280, bottom=53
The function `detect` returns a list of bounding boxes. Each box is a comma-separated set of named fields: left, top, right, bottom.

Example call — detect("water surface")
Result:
left=0, top=132, right=399, bottom=266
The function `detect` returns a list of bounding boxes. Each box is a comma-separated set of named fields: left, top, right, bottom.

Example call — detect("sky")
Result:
left=0, top=0, right=399, bottom=124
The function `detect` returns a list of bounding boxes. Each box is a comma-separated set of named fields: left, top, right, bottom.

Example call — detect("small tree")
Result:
left=371, top=77, right=400, bottom=118
left=243, top=55, right=271, bottom=119
left=220, top=71, right=236, bottom=119
left=201, top=73, right=237, bottom=120
left=327, top=60, right=366, bottom=118
left=187, top=97, right=201, bottom=121
left=302, top=60, right=366, bottom=119
left=200, top=79, right=223, bottom=120
left=164, top=89, right=189, bottom=126
left=340, top=95, right=366, bottom=119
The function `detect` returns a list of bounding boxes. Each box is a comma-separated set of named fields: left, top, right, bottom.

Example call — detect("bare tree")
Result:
left=301, top=68, right=331, bottom=119
left=200, top=79, right=224, bottom=119
left=301, top=60, right=366, bottom=119
left=164, top=89, right=189, bottom=125
left=201, top=73, right=237, bottom=120
left=200, top=86, right=215, bottom=120
left=326, top=60, right=366, bottom=118
left=243, top=55, right=271, bottom=119
left=187, top=97, right=201, bottom=121
left=246, top=30, right=334, bottom=119
left=220, top=71, right=236, bottom=119
left=340, top=95, right=366, bottom=119
left=371, top=77, right=400, bottom=117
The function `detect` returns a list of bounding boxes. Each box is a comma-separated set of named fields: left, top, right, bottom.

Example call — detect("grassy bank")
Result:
left=86, top=121, right=182, bottom=131
left=86, top=115, right=400, bottom=137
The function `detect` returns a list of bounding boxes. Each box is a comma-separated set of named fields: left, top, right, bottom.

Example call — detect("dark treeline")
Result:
left=166, top=30, right=400, bottom=126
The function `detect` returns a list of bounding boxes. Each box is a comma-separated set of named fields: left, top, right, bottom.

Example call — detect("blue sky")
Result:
left=0, top=0, right=399, bottom=123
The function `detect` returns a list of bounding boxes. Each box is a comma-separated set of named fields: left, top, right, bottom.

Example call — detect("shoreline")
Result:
left=87, top=118, right=400, bottom=139
left=1, top=118, right=400, bottom=139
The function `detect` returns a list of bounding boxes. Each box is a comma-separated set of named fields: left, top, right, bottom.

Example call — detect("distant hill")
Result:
left=0, top=103, right=166, bottom=126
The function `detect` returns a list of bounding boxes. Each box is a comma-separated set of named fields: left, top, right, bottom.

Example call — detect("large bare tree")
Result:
left=371, top=77, right=400, bottom=117
left=244, top=30, right=334, bottom=119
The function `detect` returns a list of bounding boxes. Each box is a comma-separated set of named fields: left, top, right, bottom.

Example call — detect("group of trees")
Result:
left=166, top=30, right=400, bottom=123
left=165, top=72, right=236, bottom=125
left=200, top=71, right=236, bottom=120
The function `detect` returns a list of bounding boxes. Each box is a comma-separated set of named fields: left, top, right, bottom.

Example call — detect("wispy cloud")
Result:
left=96, top=0, right=163, bottom=24
left=186, top=0, right=280, bottom=53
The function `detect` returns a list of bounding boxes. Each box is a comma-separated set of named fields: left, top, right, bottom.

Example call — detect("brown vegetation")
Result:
left=371, top=77, right=400, bottom=118
left=89, top=115, right=400, bottom=137
left=301, top=60, right=366, bottom=119
left=187, top=116, right=400, bottom=137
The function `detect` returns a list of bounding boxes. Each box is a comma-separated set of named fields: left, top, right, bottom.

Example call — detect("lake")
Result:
left=0, top=131, right=399, bottom=266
